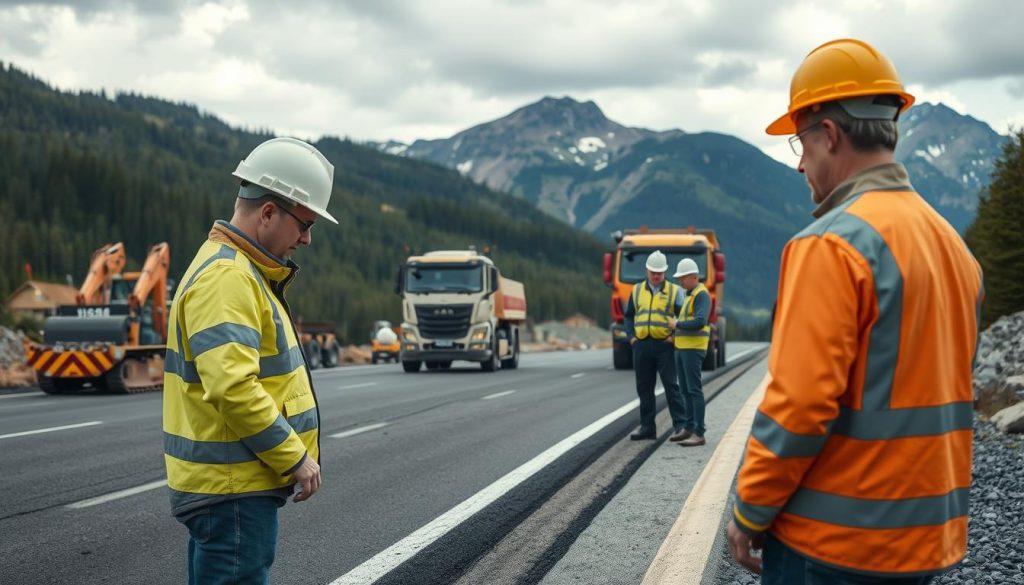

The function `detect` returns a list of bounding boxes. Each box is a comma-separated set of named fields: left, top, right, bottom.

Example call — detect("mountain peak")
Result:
left=504, top=95, right=611, bottom=131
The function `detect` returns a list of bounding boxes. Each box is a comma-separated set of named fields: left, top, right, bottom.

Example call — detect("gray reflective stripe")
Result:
left=832, top=402, right=973, bottom=440
left=792, top=204, right=903, bottom=412
left=165, top=349, right=199, bottom=384
left=241, top=414, right=294, bottom=454
left=248, top=264, right=289, bottom=354
left=735, top=497, right=780, bottom=528
left=287, top=408, right=319, bottom=434
left=751, top=410, right=831, bottom=458
left=785, top=486, right=969, bottom=529
left=182, top=244, right=238, bottom=294
left=259, top=345, right=304, bottom=378
left=677, top=330, right=710, bottom=338
left=164, top=432, right=257, bottom=464
left=189, top=323, right=262, bottom=357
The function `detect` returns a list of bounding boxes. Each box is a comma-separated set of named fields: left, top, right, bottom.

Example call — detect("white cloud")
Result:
left=0, top=0, right=1021, bottom=154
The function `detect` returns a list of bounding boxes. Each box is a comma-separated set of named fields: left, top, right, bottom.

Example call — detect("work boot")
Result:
left=630, top=427, right=656, bottom=441
left=677, top=434, right=706, bottom=447
left=669, top=429, right=693, bottom=443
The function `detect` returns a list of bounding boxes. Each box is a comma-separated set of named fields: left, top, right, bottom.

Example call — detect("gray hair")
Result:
left=801, top=96, right=903, bottom=152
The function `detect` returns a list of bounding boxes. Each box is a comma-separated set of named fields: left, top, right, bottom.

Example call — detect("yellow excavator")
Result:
left=27, top=242, right=171, bottom=394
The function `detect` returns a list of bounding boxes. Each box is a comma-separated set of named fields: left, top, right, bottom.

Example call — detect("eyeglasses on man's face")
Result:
left=788, top=121, right=825, bottom=157
left=275, top=202, right=315, bottom=233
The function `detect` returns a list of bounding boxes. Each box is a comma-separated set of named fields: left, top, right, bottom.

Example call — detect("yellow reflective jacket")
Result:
left=674, top=283, right=711, bottom=350
left=631, top=281, right=680, bottom=340
left=163, top=220, right=319, bottom=517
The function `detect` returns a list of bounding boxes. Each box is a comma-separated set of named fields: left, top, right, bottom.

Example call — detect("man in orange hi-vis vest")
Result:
left=726, top=39, right=984, bottom=584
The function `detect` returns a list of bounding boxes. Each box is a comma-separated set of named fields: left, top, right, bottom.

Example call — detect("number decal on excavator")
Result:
left=77, top=307, right=111, bottom=318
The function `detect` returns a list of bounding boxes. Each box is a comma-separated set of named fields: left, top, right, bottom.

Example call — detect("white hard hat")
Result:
left=375, top=327, right=398, bottom=344
left=673, top=258, right=699, bottom=278
left=233, top=137, right=338, bottom=224
left=645, top=250, right=669, bottom=273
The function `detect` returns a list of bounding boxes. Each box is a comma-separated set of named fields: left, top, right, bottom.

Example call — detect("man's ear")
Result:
left=259, top=201, right=276, bottom=225
left=821, top=118, right=842, bottom=152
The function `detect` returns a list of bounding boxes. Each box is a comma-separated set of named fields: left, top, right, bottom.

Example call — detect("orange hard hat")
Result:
left=766, top=38, right=915, bottom=135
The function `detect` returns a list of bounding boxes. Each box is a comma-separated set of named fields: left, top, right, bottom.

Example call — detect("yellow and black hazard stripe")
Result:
left=27, top=346, right=116, bottom=378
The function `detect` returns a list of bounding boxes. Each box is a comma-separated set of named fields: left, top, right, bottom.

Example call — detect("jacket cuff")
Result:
left=282, top=452, right=308, bottom=476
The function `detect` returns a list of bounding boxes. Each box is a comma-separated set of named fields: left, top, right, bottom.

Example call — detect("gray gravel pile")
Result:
left=974, top=311, right=1024, bottom=407
left=713, top=416, right=1024, bottom=584
left=0, top=326, right=27, bottom=368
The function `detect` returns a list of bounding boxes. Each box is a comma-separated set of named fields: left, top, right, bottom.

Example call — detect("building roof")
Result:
left=5, top=280, right=78, bottom=311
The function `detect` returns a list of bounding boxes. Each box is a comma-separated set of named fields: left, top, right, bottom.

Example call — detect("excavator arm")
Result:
left=129, top=242, right=170, bottom=345
left=76, top=242, right=126, bottom=305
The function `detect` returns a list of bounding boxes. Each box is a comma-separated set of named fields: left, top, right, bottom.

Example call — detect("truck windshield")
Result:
left=619, top=248, right=708, bottom=283
left=406, top=265, right=483, bottom=293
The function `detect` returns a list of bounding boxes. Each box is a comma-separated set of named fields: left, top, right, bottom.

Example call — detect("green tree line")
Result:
left=0, top=62, right=610, bottom=343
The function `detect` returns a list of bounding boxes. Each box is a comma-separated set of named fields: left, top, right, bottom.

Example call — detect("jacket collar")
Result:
left=812, top=162, right=913, bottom=219
left=209, top=220, right=298, bottom=283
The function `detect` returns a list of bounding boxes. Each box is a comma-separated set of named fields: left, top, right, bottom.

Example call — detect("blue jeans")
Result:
left=762, top=533, right=935, bottom=585
left=674, top=349, right=706, bottom=435
left=184, top=496, right=281, bottom=585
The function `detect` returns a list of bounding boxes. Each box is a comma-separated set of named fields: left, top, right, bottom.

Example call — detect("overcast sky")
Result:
left=3, top=0, right=1023, bottom=164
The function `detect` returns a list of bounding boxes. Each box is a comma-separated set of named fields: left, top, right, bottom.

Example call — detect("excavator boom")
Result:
left=76, top=242, right=126, bottom=305
left=129, top=242, right=170, bottom=344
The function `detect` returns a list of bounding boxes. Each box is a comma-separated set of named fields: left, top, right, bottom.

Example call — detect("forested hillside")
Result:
left=0, top=63, right=608, bottom=343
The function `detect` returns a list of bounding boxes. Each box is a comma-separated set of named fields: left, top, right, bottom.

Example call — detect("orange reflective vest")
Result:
left=733, top=181, right=983, bottom=576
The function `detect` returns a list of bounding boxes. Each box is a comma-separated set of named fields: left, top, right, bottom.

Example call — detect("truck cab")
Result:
left=603, top=228, right=726, bottom=371
left=395, top=251, right=526, bottom=373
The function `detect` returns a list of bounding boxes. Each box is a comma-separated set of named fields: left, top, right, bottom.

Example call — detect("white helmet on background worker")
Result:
left=233, top=137, right=339, bottom=224
left=645, top=250, right=669, bottom=273
left=673, top=258, right=699, bottom=278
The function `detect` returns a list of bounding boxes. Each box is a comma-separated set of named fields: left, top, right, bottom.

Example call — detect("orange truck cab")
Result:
left=603, top=227, right=726, bottom=371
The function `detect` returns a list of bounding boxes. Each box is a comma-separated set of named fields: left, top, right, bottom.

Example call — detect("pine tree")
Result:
left=966, top=128, right=1024, bottom=327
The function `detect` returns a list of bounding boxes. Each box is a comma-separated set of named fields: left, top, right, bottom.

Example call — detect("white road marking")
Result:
left=329, top=395, right=642, bottom=584
left=482, top=390, right=516, bottom=401
left=0, top=392, right=38, bottom=400
left=571, top=373, right=585, bottom=379
left=337, top=382, right=379, bottom=391
left=66, top=480, right=168, bottom=509
left=726, top=347, right=763, bottom=364
left=0, top=421, right=103, bottom=440
left=329, top=423, right=389, bottom=439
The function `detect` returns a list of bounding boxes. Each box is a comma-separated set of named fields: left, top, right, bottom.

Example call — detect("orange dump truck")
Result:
left=603, top=228, right=726, bottom=371
left=394, top=250, right=526, bottom=373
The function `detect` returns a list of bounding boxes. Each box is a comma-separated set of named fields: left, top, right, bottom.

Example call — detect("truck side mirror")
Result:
left=489, top=266, right=499, bottom=295
left=394, top=266, right=404, bottom=295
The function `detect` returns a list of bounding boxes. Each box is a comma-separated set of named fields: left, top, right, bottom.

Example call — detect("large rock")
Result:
left=991, top=401, right=1024, bottom=434
left=0, top=326, right=36, bottom=387
left=973, top=311, right=1024, bottom=416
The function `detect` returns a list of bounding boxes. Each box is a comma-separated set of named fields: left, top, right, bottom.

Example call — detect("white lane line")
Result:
left=337, top=382, right=379, bottom=391
left=0, top=392, right=38, bottom=400
left=726, top=347, right=764, bottom=364
left=571, top=373, right=585, bottom=379
left=0, top=421, right=103, bottom=440
left=330, top=422, right=389, bottom=439
left=482, top=390, right=516, bottom=401
left=66, top=480, right=168, bottom=509
left=329, top=396, right=642, bottom=585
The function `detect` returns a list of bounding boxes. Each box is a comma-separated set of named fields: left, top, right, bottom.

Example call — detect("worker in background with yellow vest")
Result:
left=164, top=137, right=336, bottom=584
left=726, top=39, right=984, bottom=584
left=623, top=250, right=688, bottom=440
left=667, top=258, right=710, bottom=446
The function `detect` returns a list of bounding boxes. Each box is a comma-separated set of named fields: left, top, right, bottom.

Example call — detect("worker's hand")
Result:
left=629, top=337, right=637, bottom=346
left=668, top=317, right=678, bottom=329
left=291, top=455, right=321, bottom=502
left=727, top=520, right=764, bottom=574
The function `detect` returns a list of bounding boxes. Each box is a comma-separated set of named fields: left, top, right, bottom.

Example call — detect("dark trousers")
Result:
left=675, top=349, right=706, bottom=435
left=184, top=496, right=281, bottom=585
left=762, top=533, right=936, bottom=585
left=632, top=338, right=686, bottom=431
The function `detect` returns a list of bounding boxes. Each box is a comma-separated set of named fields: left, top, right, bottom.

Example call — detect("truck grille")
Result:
left=415, top=304, right=473, bottom=339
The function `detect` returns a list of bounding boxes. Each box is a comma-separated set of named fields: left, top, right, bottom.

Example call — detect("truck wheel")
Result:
left=304, top=340, right=322, bottom=370
left=702, top=344, right=718, bottom=371
left=402, top=360, right=422, bottom=373
left=322, top=342, right=339, bottom=368
left=38, top=375, right=85, bottom=395
left=501, top=331, right=519, bottom=370
left=481, top=335, right=499, bottom=372
left=425, top=362, right=439, bottom=371
left=716, top=318, right=727, bottom=368
left=371, top=353, right=379, bottom=365
left=438, top=361, right=452, bottom=370
left=613, top=342, right=633, bottom=370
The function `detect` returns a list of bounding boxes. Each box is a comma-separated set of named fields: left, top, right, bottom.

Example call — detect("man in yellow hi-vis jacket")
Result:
left=163, top=137, right=338, bottom=585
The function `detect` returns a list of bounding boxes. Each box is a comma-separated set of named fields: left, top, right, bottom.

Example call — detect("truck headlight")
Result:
left=470, top=327, right=489, bottom=341
left=402, top=327, right=418, bottom=341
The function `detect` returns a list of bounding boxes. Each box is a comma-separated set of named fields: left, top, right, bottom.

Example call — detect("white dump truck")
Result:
left=394, top=250, right=527, bottom=373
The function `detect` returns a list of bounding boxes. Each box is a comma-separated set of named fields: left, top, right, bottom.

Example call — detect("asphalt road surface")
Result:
left=0, top=343, right=764, bottom=585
